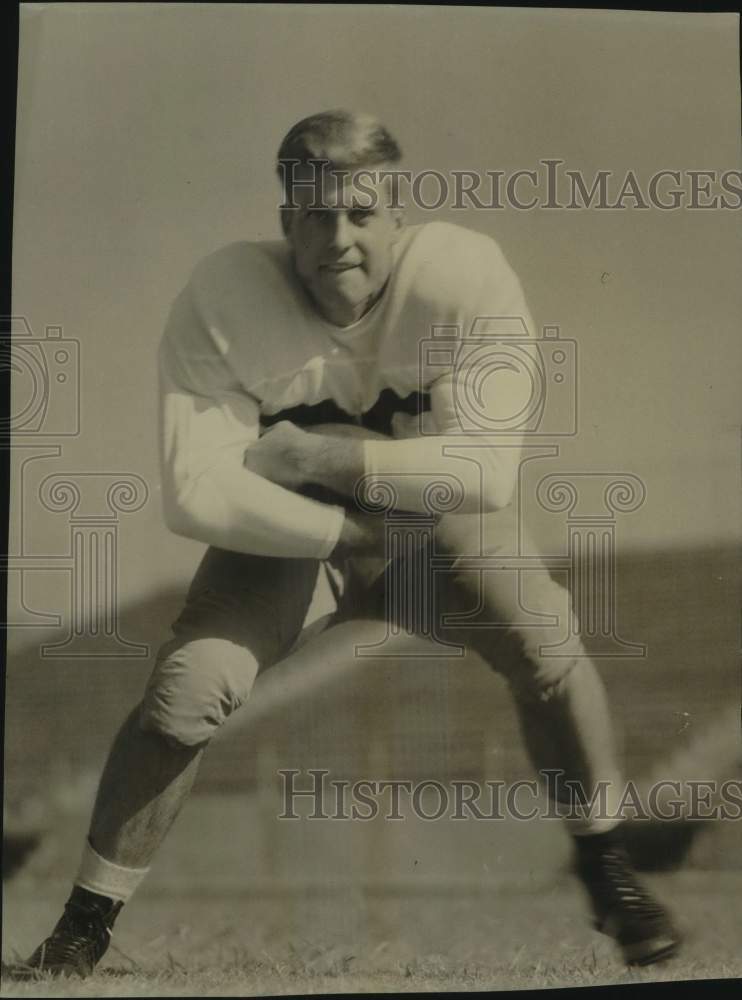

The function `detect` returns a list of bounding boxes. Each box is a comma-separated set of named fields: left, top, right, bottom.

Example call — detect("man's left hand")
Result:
left=243, top=421, right=316, bottom=489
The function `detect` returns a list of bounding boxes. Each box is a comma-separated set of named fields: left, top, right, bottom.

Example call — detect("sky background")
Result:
left=10, top=4, right=741, bottom=626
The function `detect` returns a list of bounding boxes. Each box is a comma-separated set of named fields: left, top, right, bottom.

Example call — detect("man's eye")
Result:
left=349, top=208, right=373, bottom=225
left=306, top=209, right=329, bottom=221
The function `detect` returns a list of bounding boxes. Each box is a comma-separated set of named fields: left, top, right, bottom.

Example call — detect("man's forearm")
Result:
left=299, top=433, right=518, bottom=513
left=298, top=434, right=366, bottom=500
left=164, top=450, right=347, bottom=559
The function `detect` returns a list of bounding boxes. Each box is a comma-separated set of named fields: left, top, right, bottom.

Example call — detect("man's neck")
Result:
left=311, top=280, right=390, bottom=329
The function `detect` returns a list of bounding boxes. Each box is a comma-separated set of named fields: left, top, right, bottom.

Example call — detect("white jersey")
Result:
left=159, top=221, right=535, bottom=558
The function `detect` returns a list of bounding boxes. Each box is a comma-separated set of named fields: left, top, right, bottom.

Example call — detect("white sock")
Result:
left=75, top=839, right=150, bottom=904
left=569, top=815, right=623, bottom=837
left=552, top=776, right=625, bottom=836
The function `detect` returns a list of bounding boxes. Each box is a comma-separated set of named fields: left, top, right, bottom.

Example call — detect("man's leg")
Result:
left=433, top=507, right=680, bottom=965
left=86, top=703, right=203, bottom=872
left=19, top=548, right=320, bottom=978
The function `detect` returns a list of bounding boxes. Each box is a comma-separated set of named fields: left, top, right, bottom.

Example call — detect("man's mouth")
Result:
left=321, top=261, right=362, bottom=273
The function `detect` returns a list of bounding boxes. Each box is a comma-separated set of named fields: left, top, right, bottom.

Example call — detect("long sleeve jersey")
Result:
left=158, top=221, right=536, bottom=558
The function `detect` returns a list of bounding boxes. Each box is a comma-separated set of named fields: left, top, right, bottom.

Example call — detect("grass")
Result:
left=3, top=961, right=740, bottom=998
left=4, top=789, right=741, bottom=996
left=3, top=873, right=742, bottom=996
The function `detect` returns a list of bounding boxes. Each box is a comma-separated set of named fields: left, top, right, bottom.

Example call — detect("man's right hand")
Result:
left=297, top=422, right=391, bottom=558
left=329, top=510, right=391, bottom=596
left=332, top=509, right=389, bottom=557
left=277, top=420, right=397, bottom=563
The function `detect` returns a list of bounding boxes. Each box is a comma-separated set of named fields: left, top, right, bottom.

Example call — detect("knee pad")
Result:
left=139, top=637, right=258, bottom=748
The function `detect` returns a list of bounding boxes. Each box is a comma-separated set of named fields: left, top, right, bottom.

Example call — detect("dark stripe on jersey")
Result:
left=261, top=387, right=431, bottom=438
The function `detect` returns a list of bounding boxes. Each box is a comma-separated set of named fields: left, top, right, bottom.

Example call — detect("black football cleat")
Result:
left=8, top=887, right=123, bottom=979
left=622, top=817, right=708, bottom=872
left=575, top=838, right=681, bottom=966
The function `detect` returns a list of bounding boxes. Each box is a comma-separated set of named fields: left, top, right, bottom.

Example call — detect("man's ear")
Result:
left=280, top=207, right=293, bottom=238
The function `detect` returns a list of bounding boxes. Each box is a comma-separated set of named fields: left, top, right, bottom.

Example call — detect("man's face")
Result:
left=283, top=164, right=403, bottom=327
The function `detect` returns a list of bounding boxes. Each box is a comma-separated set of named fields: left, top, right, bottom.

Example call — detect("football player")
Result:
left=19, top=110, right=680, bottom=977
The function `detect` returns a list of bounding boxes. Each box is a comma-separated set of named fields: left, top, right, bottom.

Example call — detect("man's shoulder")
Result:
left=409, top=221, right=510, bottom=263
left=161, top=239, right=295, bottom=360
left=188, top=238, right=289, bottom=295
left=402, top=221, right=515, bottom=298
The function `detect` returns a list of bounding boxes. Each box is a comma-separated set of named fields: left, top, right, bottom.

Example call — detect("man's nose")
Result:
left=328, top=212, right=353, bottom=252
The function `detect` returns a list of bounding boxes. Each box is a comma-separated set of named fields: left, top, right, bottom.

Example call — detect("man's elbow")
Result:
left=161, top=485, right=206, bottom=543
left=428, top=473, right=515, bottom=515
left=162, top=501, right=194, bottom=541
left=479, top=484, right=516, bottom=513
left=480, top=449, right=520, bottom=512
left=441, top=441, right=518, bottom=514
left=479, top=470, right=518, bottom=513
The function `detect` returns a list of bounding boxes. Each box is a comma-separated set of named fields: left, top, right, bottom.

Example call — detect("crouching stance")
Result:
left=18, top=110, right=679, bottom=978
